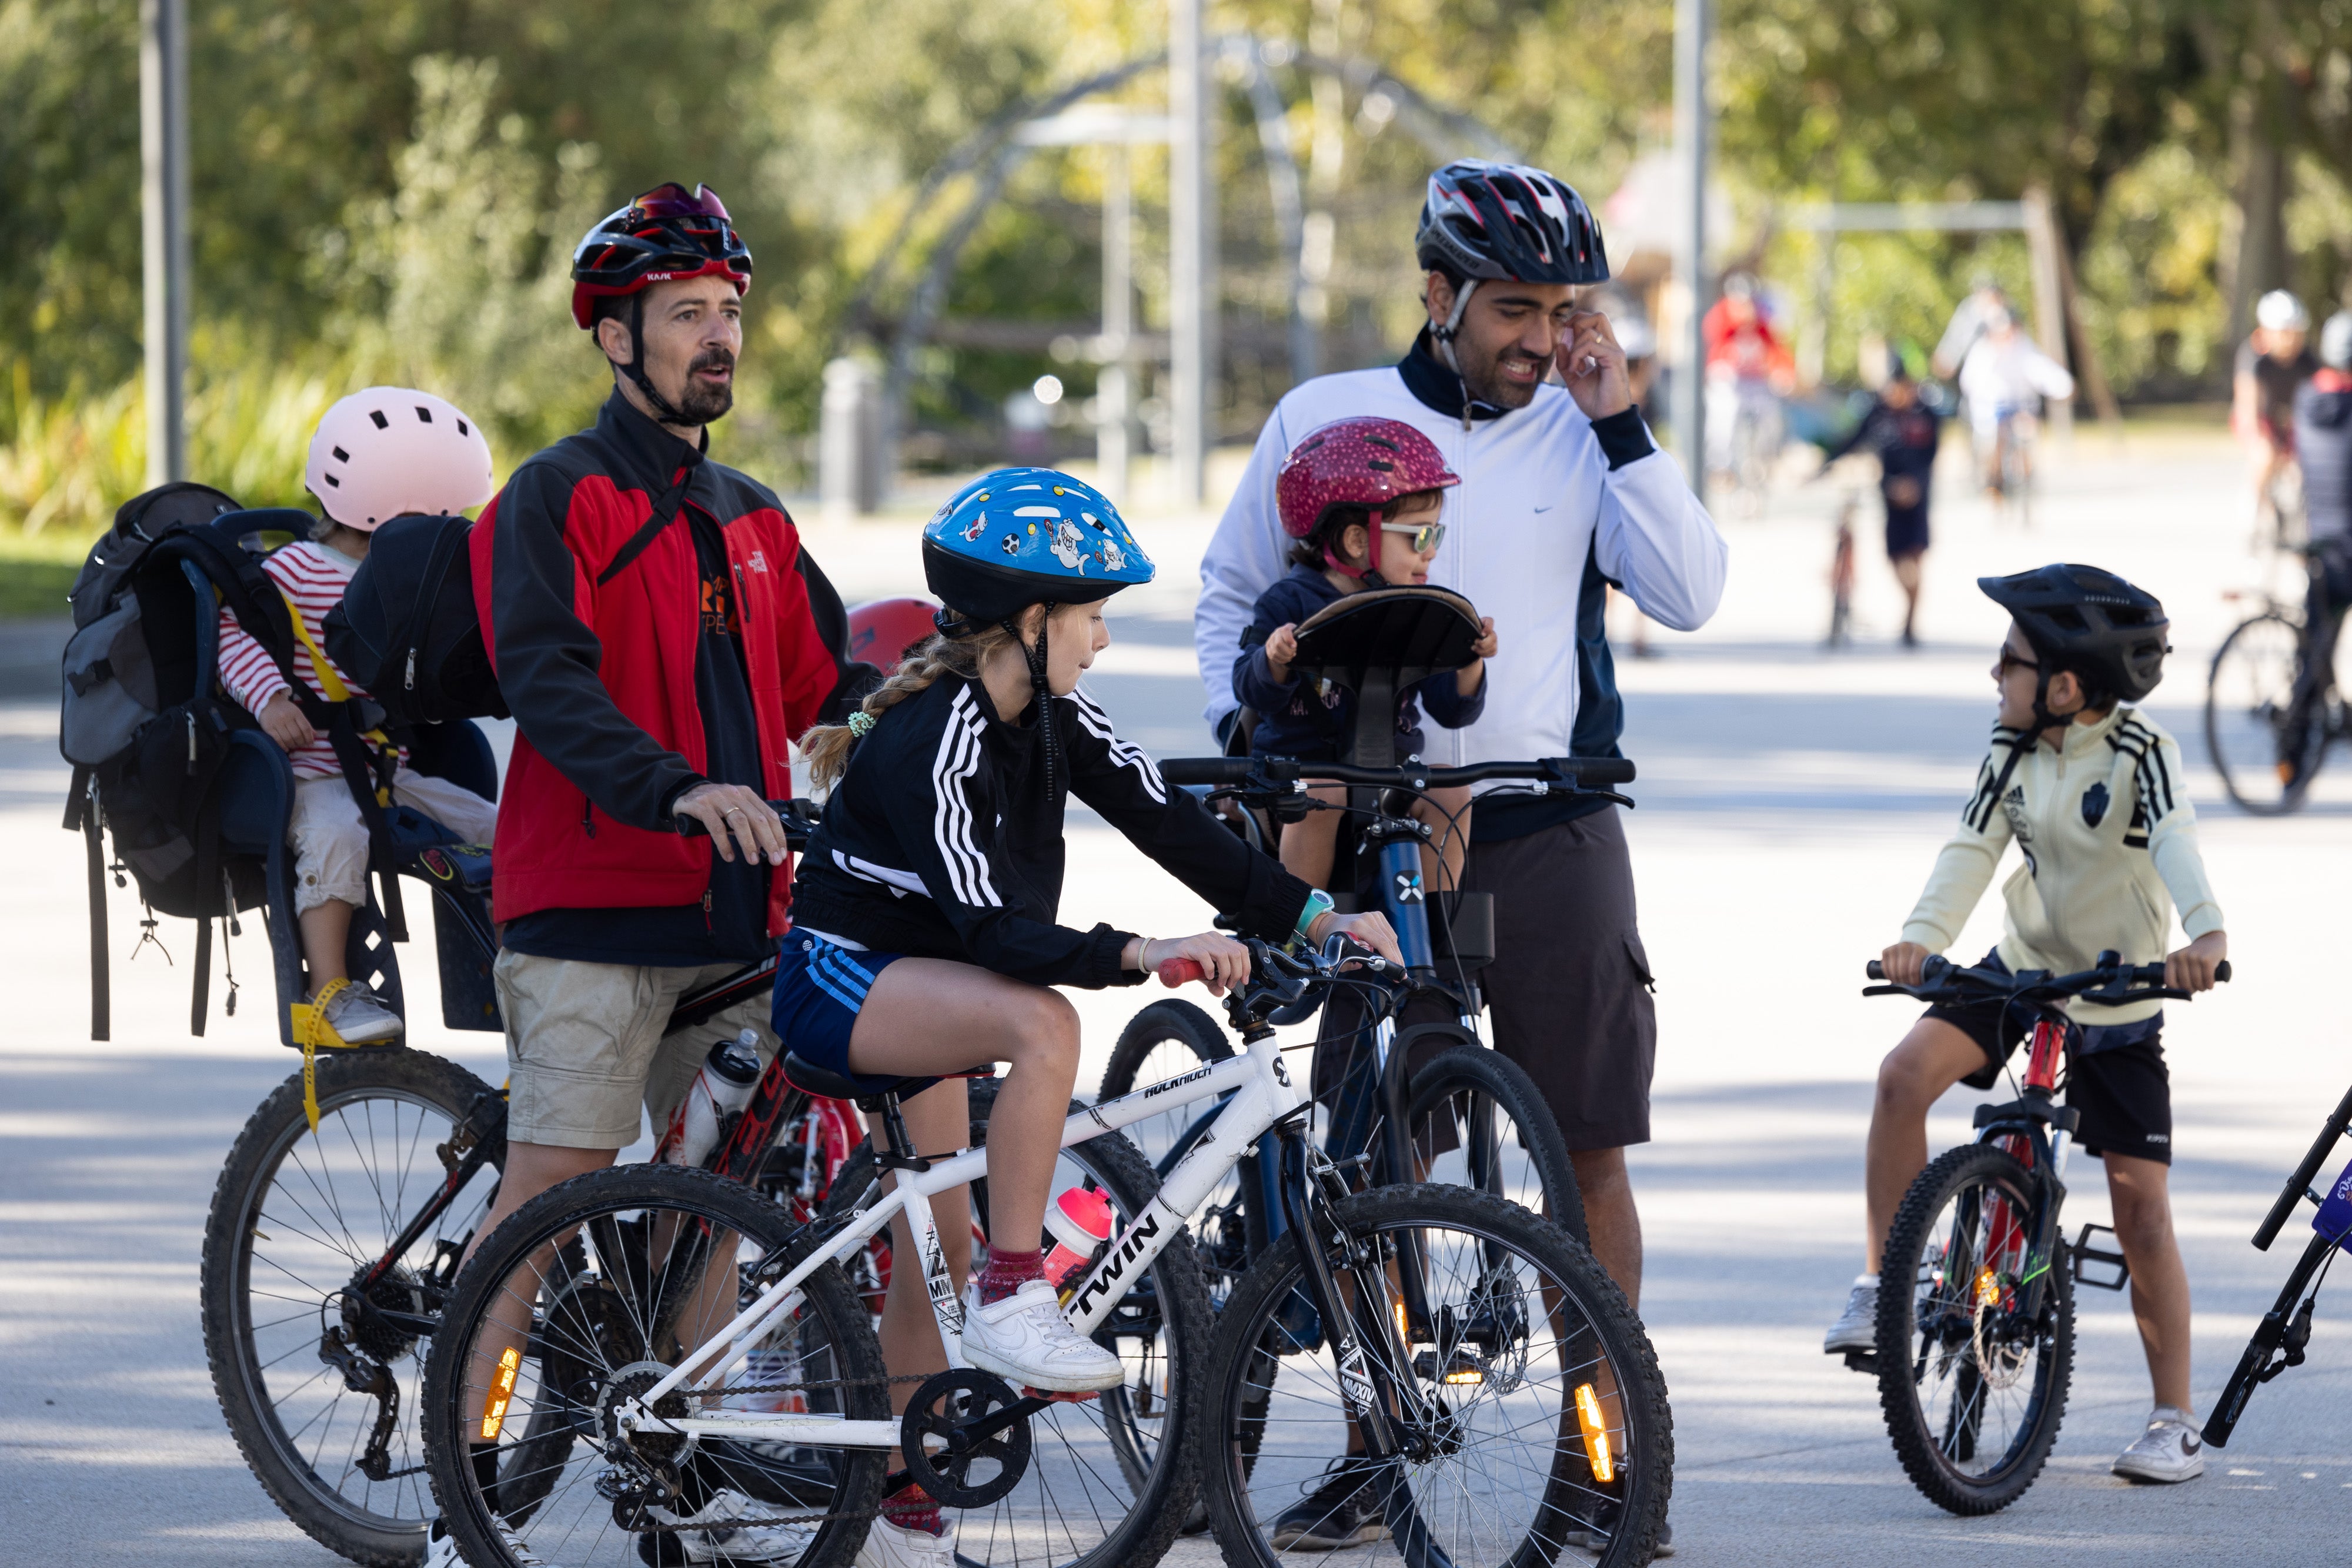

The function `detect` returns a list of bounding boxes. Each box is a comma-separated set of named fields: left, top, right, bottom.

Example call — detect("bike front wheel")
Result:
left=1876, top=1143, right=2074, bottom=1514
left=202, top=1046, right=505, bottom=1566
left=2207, top=611, right=2321, bottom=814
left=1198, top=1183, right=1672, bottom=1567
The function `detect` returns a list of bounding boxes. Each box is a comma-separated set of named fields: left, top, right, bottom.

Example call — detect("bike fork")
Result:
left=1275, top=1125, right=1426, bottom=1460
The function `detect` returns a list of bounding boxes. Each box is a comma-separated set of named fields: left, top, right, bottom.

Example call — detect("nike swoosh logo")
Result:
left=2182, top=1437, right=2201, bottom=1453
left=1533, top=504, right=1554, bottom=513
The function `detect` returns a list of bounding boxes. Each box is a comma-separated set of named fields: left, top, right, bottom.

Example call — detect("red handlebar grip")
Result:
left=1158, top=958, right=1207, bottom=987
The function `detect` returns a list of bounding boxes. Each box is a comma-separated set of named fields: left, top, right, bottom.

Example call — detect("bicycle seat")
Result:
left=781, top=1050, right=996, bottom=1109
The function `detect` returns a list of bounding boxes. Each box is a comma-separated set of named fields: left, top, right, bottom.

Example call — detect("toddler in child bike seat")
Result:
left=213, top=387, right=500, bottom=1045
left=1234, top=416, right=1498, bottom=895
left=784, top=467, right=1401, bottom=1559
left=1825, top=562, right=2229, bottom=1484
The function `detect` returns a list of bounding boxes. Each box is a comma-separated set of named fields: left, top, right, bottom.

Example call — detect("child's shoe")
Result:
left=2111, top=1406, right=2206, bottom=1483
left=960, top=1279, right=1125, bottom=1392
left=321, top=980, right=403, bottom=1044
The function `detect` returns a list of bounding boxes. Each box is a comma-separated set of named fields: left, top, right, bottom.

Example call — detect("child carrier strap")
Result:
left=279, top=587, right=410, bottom=945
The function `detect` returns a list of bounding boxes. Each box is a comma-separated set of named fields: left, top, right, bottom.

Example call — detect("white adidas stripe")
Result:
left=1071, top=687, right=1165, bottom=803
left=933, top=688, right=1002, bottom=907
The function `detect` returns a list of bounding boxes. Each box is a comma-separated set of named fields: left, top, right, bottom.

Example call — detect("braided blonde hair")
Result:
left=801, top=623, right=1022, bottom=792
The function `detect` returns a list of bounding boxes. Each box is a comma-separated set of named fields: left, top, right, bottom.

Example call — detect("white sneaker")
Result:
left=2112, top=1406, right=2206, bottom=1483
left=854, top=1516, right=958, bottom=1568
left=960, top=1279, right=1127, bottom=1392
left=1823, top=1282, right=1878, bottom=1355
left=321, top=980, right=404, bottom=1044
left=425, top=1515, right=542, bottom=1566
left=660, top=1488, right=817, bottom=1564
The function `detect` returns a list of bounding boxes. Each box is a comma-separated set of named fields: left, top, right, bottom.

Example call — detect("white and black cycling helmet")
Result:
left=2256, top=289, right=2310, bottom=335
left=1979, top=563, right=2170, bottom=704
left=1415, top=160, right=1610, bottom=286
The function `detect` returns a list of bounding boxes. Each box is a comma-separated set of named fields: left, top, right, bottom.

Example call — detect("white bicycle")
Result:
left=420, top=940, right=1672, bottom=1568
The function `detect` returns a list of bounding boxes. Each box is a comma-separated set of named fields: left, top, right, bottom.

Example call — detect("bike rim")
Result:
left=232, top=1080, right=498, bottom=1533
left=2208, top=614, right=2321, bottom=813
left=1215, top=1208, right=1640, bottom=1567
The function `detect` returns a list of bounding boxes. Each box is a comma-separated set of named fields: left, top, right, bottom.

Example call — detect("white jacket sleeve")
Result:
left=1591, top=444, right=1729, bottom=633
left=1900, top=741, right=2019, bottom=951
left=1195, top=407, right=1298, bottom=727
left=2138, top=729, right=2225, bottom=940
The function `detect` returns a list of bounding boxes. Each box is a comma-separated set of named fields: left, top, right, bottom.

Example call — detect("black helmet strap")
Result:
left=619, top=292, right=695, bottom=429
left=1006, top=603, right=1061, bottom=795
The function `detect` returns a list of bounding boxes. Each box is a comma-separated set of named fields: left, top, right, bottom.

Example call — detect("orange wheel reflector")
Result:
left=1974, top=1266, right=2001, bottom=1308
left=480, top=1346, right=522, bottom=1442
left=1575, top=1382, right=1615, bottom=1484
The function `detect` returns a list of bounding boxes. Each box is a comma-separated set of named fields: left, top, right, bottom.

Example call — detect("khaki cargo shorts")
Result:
left=495, top=950, right=777, bottom=1150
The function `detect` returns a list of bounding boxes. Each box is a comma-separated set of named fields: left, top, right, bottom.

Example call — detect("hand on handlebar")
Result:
left=673, top=783, right=789, bottom=866
left=1140, top=932, right=1253, bottom=995
left=2166, top=930, right=2227, bottom=993
left=1309, top=908, right=1402, bottom=967
left=1879, top=940, right=1932, bottom=987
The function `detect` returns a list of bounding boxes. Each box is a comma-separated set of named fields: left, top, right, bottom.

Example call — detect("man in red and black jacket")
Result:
left=459, top=188, right=875, bottom=1351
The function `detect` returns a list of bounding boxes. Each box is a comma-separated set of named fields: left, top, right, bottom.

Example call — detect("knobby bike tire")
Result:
left=202, top=1047, right=501, bottom=1567
left=1404, top=1045, right=1589, bottom=1248
left=1875, top=1144, right=2074, bottom=1515
left=820, top=1081, right=1217, bottom=1568
left=420, top=1164, right=888, bottom=1568
left=1197, top=1183, right=1672, bottom=1568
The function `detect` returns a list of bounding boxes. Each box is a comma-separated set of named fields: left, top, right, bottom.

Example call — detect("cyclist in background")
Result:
left=2278, top=311, right=2352, bottom=787
left=2234, top=290, right=2318, bottom=546
left=1956, top=307, right=2073, bottom=505
left=1931, top=276, right=2010, bottom=380
left=788, top=470, right=1398, bottom=1567
left=1703, top=272, right=1795, bottom=493
left=1822, top=564, right=2228, bottom=1485
left=1819, top=356, right=1943, bottom=648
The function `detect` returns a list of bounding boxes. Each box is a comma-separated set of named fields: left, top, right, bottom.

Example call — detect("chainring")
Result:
left=900, top=1368, right=1033, bottom=1507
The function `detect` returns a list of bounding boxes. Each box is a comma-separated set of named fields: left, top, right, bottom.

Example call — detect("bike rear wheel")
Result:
left=1403, top=1045, right=1588, bottom=1247
left=1198, top=1183, right=1671, bottom=1567
left=2207, top=610, right=2326, bottom=814
left=1875, top=1143, right=2073, bottom=1514
left=201, top=1047, right=505, bottom=1566
left=421, top=1163, right=888, bottom=1568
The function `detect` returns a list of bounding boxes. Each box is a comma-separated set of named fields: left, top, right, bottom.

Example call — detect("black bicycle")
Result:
left=2206, top=546, right=2348, bottom=814
left=2201, top=1080, right=2352, bottom=1448
left=199, top=808, right=821, bottom=1566
left=1857, top=950, right=2228, bottom=1514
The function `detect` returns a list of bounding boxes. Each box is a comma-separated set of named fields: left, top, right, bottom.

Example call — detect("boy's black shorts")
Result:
left=1926, top=955, right=2173, bottom=1166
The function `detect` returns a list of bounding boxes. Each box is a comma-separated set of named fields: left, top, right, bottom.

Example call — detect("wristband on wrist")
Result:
left=1294, top=889, right=1337, bottom=943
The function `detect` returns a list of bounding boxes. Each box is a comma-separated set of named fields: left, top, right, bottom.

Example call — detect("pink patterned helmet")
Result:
left=1275, top=416, right=1460, bottom=541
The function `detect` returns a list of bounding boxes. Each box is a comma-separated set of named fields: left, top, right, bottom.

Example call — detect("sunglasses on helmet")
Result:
left=631, top=182, right=732, bottom=221
left=1378, top=520, right=1447, bottom=554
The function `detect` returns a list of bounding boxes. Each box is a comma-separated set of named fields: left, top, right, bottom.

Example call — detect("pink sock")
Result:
left=882, top=1482, right=944, bottom=1537
left=977, top=1246, right=1045, bottom=1305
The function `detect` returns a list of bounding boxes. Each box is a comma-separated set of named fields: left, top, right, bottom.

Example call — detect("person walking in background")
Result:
left=2278, top=311, right=2352, bottom=788
left=2235, top=289, right=2319, bottom=549
left=1957, top=307, right=2073, bottom=514
left=1820, top=359, right=1945, bottom=647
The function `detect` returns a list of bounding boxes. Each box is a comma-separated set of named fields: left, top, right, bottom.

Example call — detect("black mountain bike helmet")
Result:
left=1414, top=160, right=1611, bottom=287
left=1979, top=563, right=2170, bottom=703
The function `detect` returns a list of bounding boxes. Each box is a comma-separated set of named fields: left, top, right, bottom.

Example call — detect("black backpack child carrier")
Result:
left=59, top=487, right=406, bottom=1039
left=322, top=511, right=507, bottom=725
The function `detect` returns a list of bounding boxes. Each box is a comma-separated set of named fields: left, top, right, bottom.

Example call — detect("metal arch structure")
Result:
left=847, top=39, right=1522, bottom=488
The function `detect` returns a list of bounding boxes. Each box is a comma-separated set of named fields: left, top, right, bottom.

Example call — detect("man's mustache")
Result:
left=689, top=350, right=736, bottom=375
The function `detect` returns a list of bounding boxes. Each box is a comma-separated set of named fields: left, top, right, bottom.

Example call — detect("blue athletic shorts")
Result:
left=771, top=933, right=910, bottom=1083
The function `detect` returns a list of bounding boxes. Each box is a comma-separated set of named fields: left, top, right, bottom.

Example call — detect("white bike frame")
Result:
left=614, top=1027, right=1307, bottom=1452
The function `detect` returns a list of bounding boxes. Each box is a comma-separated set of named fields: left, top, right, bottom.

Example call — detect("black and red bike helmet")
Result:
left=570, top=182, right=752, bottom=329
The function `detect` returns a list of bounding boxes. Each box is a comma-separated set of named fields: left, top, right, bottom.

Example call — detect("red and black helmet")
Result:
left=1275, top=416, right=1461, bottom=541
left=570, top=182, right=753, bottom=330
left=1415, top=159, right=1609, bottom=286
left=846, top=596, right=943, bottom=672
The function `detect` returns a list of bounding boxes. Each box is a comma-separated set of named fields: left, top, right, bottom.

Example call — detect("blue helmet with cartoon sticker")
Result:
left=920, top=467, right=1154, bottom=631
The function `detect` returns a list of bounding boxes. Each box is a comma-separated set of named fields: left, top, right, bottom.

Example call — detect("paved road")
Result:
left=4, top=433, right=2348, bottom=1563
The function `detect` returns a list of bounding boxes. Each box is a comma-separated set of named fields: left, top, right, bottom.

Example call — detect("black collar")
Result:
left=596, top=387, right=710, bottom=494
left=1399, top=331, right=1509, bottom=423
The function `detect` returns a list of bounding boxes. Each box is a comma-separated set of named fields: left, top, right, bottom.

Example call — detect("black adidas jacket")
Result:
left=791, top=674, right=1314, bottom=988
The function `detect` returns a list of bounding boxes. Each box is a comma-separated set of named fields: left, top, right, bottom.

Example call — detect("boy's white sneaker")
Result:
left=425, top=1515, right=542, bottom=1566
left=1823, top=1282, right=1878, bottom=1355
left=321, top=981, right=404, bottom=1044
left=854, top=1516, right=958, bottom=1568
left=2112, top=1406, right=2206, bottom=1483
left=960, top=1279, right=1127, bottom=1392
left=659, top=1488, right=817, bottom=1563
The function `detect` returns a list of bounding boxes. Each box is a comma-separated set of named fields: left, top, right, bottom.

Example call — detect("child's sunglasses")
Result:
left=1378, top=521, right=1447, bottom=554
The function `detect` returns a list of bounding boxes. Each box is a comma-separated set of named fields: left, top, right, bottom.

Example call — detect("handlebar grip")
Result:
left=1553, top=756, right=1636, bottom=785
left=1866, top=960, right=1886, bottom=980
left=674, top=798, right=816, bottom=847
left=2216, top=960, right=2233, bottom=983
left=1160, top=758, right=1255, bottom=787
left=1158, top=958, right=1207, bottom=987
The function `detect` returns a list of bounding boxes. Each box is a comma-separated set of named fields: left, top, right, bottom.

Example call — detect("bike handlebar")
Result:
left=1159, top=958, right=1206, bottom=987
left=1863, top=952, right=2230, bottom=1002
left=674, top=798, right=823, bottom=851
left=1160, top=755, right=1636, bottom=790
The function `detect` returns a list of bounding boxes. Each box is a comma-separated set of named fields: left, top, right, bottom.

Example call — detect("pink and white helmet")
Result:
left=305, top=387, right=495, bottom=530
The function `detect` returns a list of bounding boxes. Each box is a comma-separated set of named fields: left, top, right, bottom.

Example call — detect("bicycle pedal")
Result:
left=1841, top=1350, right=1880, bottom=1376
left=2071, top=1222, right=2132, bottom=1291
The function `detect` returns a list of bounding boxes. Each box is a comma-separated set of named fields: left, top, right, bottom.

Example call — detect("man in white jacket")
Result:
left=1199, top=156, right=1726, bottom=1315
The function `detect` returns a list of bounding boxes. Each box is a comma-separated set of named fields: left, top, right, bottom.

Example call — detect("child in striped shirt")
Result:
left=215, top=387, right=500, bottom=1043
